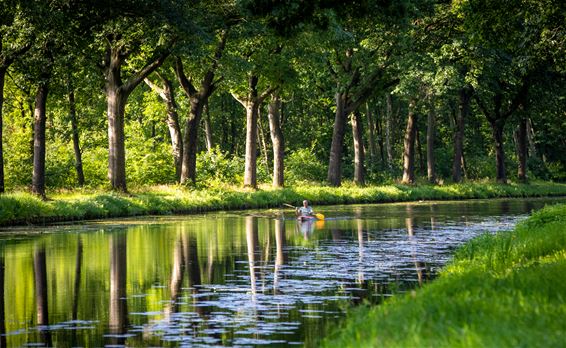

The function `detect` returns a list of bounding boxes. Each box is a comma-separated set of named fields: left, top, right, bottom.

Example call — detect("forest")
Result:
left=1, top=0, right=565, bottom=198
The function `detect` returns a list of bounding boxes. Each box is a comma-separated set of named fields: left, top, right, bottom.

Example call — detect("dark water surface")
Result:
left=1, top=197, right=564, bottom=347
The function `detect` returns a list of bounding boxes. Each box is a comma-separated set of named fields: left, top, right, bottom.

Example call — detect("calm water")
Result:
left=0, top=197, right=564, bottom=347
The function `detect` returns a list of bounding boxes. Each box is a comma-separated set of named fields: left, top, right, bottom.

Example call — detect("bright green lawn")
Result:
left=1, top=181, right=566, bottom=226
left=322, top=204, right=566, bottom=348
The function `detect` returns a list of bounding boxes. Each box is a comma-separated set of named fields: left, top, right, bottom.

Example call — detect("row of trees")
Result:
left=1, top=0, right=565, bottom=197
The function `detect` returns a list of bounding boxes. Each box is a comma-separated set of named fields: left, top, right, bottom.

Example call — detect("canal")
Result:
left=0, top=197, right=564, bottom=347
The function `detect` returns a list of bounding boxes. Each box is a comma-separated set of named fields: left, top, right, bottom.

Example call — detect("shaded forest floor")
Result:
left=321, top=203, right=566, bottom=347
left=1, top=181, right=566, bottom=227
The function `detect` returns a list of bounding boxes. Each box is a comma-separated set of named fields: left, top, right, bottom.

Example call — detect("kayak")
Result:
left=297, top=215, right=320, bottom=221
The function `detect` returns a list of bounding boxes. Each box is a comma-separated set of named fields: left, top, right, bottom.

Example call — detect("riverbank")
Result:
left=322, top=203, right=566, bottom=347
left=1, top=181, right=566, bottom=227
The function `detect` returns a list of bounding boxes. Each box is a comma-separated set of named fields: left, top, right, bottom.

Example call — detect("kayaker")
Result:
left=296, top=200, right=315, bottom=219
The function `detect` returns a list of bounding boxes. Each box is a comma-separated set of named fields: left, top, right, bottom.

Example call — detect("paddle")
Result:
left=283, top=203, right=325, bottom=220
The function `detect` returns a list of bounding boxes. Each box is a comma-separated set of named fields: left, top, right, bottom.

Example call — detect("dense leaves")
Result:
left=1, top=0, right=565, bottom=195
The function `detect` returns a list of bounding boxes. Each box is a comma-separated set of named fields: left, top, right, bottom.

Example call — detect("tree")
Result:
left=144, top=72, right=183, bottom=179
left=174, top=29, right=227, bottom=185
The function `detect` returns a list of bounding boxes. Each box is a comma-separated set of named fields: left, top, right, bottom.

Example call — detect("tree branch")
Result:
left=258, top=85, right=278, bottom=104
left=231, top=92, right=247, bottom=107
left=144, top=77, right=166, bottom=100
left=174, top=56, right=197, bottom=98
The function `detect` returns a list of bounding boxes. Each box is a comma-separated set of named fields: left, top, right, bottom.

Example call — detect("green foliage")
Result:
left=195, top=147, right=245, bottom=186
left=284, top=148, right=327, bottom=184
left=127, top=142, right=177, bottom=186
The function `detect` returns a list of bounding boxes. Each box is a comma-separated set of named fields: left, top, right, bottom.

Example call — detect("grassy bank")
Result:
left=322, top=203, right=566, bottom=347
left=1, top=181, right=566, bottom=227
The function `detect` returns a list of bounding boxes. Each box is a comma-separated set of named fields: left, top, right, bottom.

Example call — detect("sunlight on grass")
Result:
left=1, top=181, right=566, bottom=226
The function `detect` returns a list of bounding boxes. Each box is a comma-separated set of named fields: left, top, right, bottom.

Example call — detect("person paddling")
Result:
left=296, top=200, right=315, bottom=219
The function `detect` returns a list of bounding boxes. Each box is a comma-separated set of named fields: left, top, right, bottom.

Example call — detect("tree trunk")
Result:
left=32, top=81, right=49, bottom=198
left=453, top=86, right=470, bottom=183
left=490, top=119, right=507, bottom=183
left=180, top=95, right=204, bottom=184
left=385, top=93, right=393, bottom=171
left=351, top=111, right=365, bottom=185
left=526, top=118, right=537, bottom=157
left=203, top=103, right=213, bottom=152
left=244, top=100, right=259, bottom=188
left=426, top=106, right=436, bottom=183
left=0, top=68, right=5, bottom=193
left=327, top=92, right=347, bottom=186
left=233, top=75, right=274, bottom=189
left=145, top=76, right=183, bottom=180
left=268, top=93, right=284, bottom=187
left=68, top=87, right=85, bottom=186
left=365, top=102, right=377, bottom=164
left=257, top=110, right=270, bottom=177
left=516, top=117, right=528, bottom=182
left=401, top=100, right=417, bottom=184
left=103, top=39, right=170, bottom=192
left=416, top=124, right=425, bottom=175
left=106, top=85, right=128, bottom=192
left=176, top=31, right=226, bottom=185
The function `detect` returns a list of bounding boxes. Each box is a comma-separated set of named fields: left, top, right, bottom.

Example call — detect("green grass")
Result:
left=1, top=181, right=566, bottom=226
left=321, top=204, right=566, bottom=348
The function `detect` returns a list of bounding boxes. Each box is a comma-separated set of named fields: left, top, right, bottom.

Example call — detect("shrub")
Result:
left=285, top=148, right=326, bottom=184
left=196, top=146, right=244, bottom=186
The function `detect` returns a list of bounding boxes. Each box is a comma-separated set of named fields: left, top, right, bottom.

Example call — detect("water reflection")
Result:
left=0, top=251, right=5, bottom=348
left=108, top=233, right=128, bottom=346
left=0, top=197, right=564, bottom=347
left=34, top=243, right=52, bottom=347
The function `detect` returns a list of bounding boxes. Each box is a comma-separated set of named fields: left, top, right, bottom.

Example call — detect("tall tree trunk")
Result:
left=203, top=103, right=213, bottom=152
left=365, top=102, right=377, bottom=164
left=402, top=100, right=417, bottom=184
left=327, top=92, right=348, bottom=186
left=32, top=81, right=49, bottom=198
left=106, top=86, right=128, bottom=192
left=176, top=31, right=226, bottom=185
left=0, top=68, right=5, bottom=193
left=268, top=93, right=284, bottom=187
left=68, top=86, right=85, bottom=186
left=516, top=116, right=528, bottom=182
left=416, top=124, right=425, bottom=175
left=376, top=108, right=385, bottom=165
left=257, top=109, right=270, bottom=177
left=490, top=119, right=507, bottom=183
left=232, top=75, right=274, bottom=188
left=526, top=118, right=537, bottom=158
left=244, top=97, right=259, bottom=188
left=180, top=94, right=204, bottom=184
left=385, top=93, right=394, bottom=171
left=453, top=86, right=470, bottom=183
left=103, top=38, right=170, bottom=192
left=351, top=111, right=365, bottom=185
left=426, top=106, right=436, bottom=183
left=144, top=75, right=183, bottom=180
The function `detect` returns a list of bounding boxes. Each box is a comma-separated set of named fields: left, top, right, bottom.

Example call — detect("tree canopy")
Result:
left=1, top=0, right=565, bottom=195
